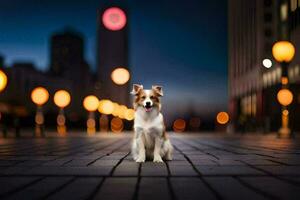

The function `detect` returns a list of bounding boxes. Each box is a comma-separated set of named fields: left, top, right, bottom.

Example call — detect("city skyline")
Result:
left=0, top=0, right=228, bottom=119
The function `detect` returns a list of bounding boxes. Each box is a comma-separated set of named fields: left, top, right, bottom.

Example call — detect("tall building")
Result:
left=49, top=30, right=94, bottom=118
left=96, top=5, right=130, bottom=106
left=228, top=0, right=300, bottom=132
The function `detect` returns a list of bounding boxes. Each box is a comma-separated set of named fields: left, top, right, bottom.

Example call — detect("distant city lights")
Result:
left=111, top=117, right=124, bottom=133
left=102, top=7, right=127, bottom=31
left=31, top=87, right=49, bottom=106
left=262, top=59, right=272, bottom=68
left=277, top=89, right=293, bottom=106
left=111, top=68, right=130, bottom=85
left=54, top=90, right=71, bottom=108
left=173, top=119, right=186, bottom=132
left=83, top=95, right=99, bottom=112
left=216, top=112, right=229, bottom=125
left=0, top=70, right=8, bottom=92
left=98, top=99, right=114, bottom=115
left=272, top=41, right=295, bottom=63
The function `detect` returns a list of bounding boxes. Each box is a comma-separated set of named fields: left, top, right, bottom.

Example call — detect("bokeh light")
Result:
left=124, top=108, right=135, bottom=121
left=173, top=119, right=186, bottom=132
left=57, top=114, right=66, bottom=126
left=83, top=95, right=99, bottom=112
left=31, top=87, right=49, bottom=106
left=102, top=7, right=127, bottom=31
left=35, top=112, right=44, bottom=125
left=117, top=105, right=127, bottom=119
left=216, top=112, right=230, bottom=125
left=98, top=99, right=114, bottom=114
left=111, top=68, right=130, bottom=85
left=272, top=41, right=295, bottom=63
left=262, top=59, right=272, bottom=68
left=99, top=115, right=109, bottom=132
left=277, top=89, right=293, bottom=106
left=112, top=103, right=120, bottom=117
left=0, top=70, right=8, bottom=92
left=54, top=90, right=71, bottom=108
left=111, top=117, right=124, bottom=133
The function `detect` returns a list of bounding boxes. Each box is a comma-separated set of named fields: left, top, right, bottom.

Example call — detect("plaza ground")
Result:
left=0, top=132, right=300, bottom=200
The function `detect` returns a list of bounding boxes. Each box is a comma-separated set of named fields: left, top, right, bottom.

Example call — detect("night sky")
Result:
left=0, top=0, right=228, bottom=119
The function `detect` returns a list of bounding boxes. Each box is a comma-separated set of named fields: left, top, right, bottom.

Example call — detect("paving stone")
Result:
left=196, top=165, right=265, bottom=175
left=113, top=161, right=139, bottom=176
left=91, top=159, right=119, bottom=166
left=171, top=177, right=217, bottom=200
left=204, top=177, right=267, bottom=200
left=93, top=178, right=136, bottom=200
left=139, top=178, right=171, bottom=200
left=47, top=177, right=101, bottom=200
left=63, top=159, right=95, bottom=166
left=169, top=165, right=198, bottom=176
left=24, top=166, right=113, bottom=176
left=257, top=166, right=300, bottom=175
left=240, top=176, right=300, bottom=200
left=4, top=177, right=72, bottom=200
left=141, top=162, right=168, bottom=176
left=0, top=176, right=40, bottom=196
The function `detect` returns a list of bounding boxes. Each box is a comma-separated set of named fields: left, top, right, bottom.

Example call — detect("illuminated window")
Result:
left=281, top=3, right=288, bottom=21
left=291, top=0, right=297, bottom=11
left=295, top=65, right=300, bottom=76
left=251, top=94, right=257, bottom=116
left=276, top=67, right=282, bottom=82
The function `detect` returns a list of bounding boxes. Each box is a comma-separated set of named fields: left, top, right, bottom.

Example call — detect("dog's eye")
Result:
left=150, top=96, right=155, bottom=99
left=141, top=96, right=146, bottom=99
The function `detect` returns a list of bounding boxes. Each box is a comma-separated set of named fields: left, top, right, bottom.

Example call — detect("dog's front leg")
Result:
left=153, top=137, right=164, bottom=162
left=136, top=129, right=146, bottom=163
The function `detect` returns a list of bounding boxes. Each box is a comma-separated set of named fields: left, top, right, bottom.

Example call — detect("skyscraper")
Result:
left=228, top=0, right=300, bottom=132
left=96, top=5, right=130, bottom=106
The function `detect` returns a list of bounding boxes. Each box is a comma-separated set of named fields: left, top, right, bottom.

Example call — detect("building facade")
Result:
left=96, top=5, right=130, bottom=106
left=228, top=0, right=300, bottom=132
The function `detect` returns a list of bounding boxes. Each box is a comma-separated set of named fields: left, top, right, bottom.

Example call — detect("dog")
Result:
left=131, top=84, right=173, bottom=163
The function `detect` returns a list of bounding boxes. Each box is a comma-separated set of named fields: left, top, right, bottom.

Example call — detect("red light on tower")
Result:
left=102, top=7, right=126, bottom=31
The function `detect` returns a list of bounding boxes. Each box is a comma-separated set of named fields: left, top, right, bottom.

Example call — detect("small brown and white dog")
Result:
left=131, top=84, right=173, bottom=163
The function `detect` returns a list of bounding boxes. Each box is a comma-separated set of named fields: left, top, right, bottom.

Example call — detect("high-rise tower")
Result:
left=96, top=5, right=130, bottom=106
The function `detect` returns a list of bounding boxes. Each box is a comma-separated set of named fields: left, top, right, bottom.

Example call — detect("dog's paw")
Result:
left=136, top=157, right=145, bottom=163
left=153, top=156, right=164, bottom=163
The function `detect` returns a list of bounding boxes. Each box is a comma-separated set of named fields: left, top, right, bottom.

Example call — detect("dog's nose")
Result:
left=146, top=102, right=151, bottom=107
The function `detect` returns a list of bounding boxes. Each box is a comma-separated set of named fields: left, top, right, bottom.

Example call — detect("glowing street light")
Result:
left=216, top=112, right=230, bottom=125
left=277, top=89, right=293, bottom=106
left=173, top=119, right=186, bottom=133
left=272, top=41, right=295, bottom=63
left=111, top=68, right=130, bottom=85
left=98, top=99, right=114, bottom=115
left=83, top=95, right=99, bottom=134
left=272, top=40, right=296, bottom=138
left=262, top=59, right=272, bottom=68
left=111, top=117, right=124, bottom=133
left=124, top=108, right=135, bottom=121
left=53, top=90, right=71, bottom=135
left=102, top=7, right=127, bottom=31
left=31, top=87, right=49, bottom=137
left=0, top=70, right=8, bottom=92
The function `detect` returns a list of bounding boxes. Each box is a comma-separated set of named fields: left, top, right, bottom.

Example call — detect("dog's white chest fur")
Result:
left=132, top=107, right=173, bottom=163
left=134, top=107, right=163, bottom=132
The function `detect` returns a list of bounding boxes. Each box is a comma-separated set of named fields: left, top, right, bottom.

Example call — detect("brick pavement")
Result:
left=0, top=133, right=300, bottom=200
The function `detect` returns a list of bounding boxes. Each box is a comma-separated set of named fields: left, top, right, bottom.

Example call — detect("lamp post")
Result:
left=53, top=90, right=71, bottom=135
left=83, top=95, right=99, bottom=135
left=31, top=87, right=49, bottom=137
left=272, top=41, right=296, bottom=138
left=0, top=70, right=8, bottom=137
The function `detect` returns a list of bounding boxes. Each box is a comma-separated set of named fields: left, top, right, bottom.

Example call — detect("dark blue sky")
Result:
left=0, top=0, right=228, bottom=119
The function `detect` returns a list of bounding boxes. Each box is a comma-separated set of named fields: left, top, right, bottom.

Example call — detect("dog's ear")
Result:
left=152, top=85, right=163, bottom=97
left=131, top=84, right=143, bottom=95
